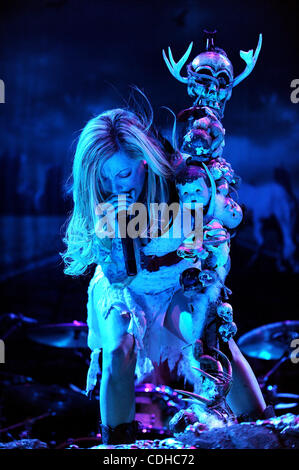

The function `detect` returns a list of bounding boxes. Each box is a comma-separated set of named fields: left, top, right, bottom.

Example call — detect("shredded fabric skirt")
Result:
left=85, top=235, right=207, bottom=396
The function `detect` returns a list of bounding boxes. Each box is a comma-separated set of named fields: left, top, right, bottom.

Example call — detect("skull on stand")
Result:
left=162, top=30, right=262, bottom=431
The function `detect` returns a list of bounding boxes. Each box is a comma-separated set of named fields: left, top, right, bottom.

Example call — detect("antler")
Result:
left=192, top=366, right=222, bottom=384
left=175, top=389, right=213, bottom=406
left=211, top=347, right=233, bottom=377
left=232, top=33, right=263, bottom=87
left=162, top=42, right=193, bottom=84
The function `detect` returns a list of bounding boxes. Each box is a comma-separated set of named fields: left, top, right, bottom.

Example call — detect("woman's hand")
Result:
left=95, top=193, right=138, bottom=286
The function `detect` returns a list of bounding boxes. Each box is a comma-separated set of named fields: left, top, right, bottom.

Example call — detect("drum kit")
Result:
left=0, top=315, right=298, bottom=447
left=238, top=320, right=299, bottom=411
left=0, top=317, right=185, bottom=447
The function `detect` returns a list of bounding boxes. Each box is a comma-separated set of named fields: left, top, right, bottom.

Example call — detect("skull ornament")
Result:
left=163, top=32, right=262, bottom=119
left=162, top=31, right=262, bottom=421
left=179, top=268, right=218, bottom=294
left=217, top=302, right=233, bottom=323
left=218, top=321, right=238, bottom=342
left=198, top=269, right=218, bottom=288
left=182, top=127, right=212, bottom=159
left=187, top=50, right=233, bottom=118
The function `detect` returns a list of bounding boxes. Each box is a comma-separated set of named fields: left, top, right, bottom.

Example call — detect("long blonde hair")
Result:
left=61, top=107, right=173, bottom=276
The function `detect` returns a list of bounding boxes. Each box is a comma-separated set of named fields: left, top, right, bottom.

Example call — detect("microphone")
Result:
left=120, top=214, right=137, bottom=276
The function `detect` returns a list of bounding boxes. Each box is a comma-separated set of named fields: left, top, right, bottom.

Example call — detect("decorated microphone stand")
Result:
left=162, top=31, right=263, bottom=431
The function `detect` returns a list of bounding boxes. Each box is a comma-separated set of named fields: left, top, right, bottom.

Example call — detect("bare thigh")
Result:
left=163, top=289, right=195, bottom=344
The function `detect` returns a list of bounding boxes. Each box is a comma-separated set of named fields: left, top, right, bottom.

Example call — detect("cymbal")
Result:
left=2, top=383, right=98, bottom=424
left=238, top=320, right=299, bottom=360
left=275, top=392, right=299, bottom=410
left=27, top=321, right=88, bottom=348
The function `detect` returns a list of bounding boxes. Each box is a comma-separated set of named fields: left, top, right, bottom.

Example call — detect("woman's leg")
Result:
left=164, top=290, right=267, bottom=418
left=225, top=339, right=266, bottom=418
left=99, top=306, right=137, bottom=428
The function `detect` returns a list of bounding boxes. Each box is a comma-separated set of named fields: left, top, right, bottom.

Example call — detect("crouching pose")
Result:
left=61, top=105, right=269, bottom=445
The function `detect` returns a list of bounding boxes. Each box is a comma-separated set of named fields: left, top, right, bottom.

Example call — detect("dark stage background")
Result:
left=0, top=0, right=298, bottom=444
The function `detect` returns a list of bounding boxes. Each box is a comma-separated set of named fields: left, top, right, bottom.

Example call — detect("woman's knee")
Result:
left=101, top=305, right=133, bottom=341
left=103, top=333, right=136, bottom=378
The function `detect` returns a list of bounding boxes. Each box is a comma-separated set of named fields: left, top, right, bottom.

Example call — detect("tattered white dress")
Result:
left=85, top=227, right=200, bottom=395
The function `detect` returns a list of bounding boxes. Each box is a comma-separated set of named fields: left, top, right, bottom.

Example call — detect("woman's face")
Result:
left=100, top=151, right=146, bottom=201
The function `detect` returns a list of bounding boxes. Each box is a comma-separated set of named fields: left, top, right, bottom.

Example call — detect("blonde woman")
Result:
left=62, top=105, right=268, bottom=445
